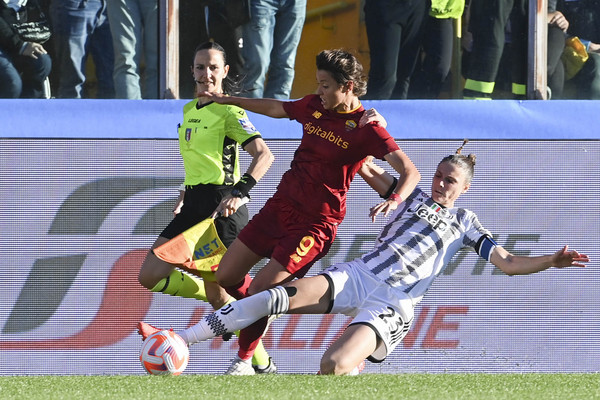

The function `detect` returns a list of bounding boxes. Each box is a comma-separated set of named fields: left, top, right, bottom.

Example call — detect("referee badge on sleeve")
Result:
left=238, top=118, right=257, bottom=133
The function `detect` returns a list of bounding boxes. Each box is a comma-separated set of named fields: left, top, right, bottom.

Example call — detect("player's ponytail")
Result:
left=440, top=139, right=476, bottom=184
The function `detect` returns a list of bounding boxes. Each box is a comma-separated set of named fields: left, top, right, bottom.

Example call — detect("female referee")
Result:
left=140, top=141, right=589, bottom=374
left=137, top=41, right=274, bottom=371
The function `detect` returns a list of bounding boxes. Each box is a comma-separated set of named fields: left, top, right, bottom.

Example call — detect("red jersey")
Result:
left=278, top=94, right=399, bottom=224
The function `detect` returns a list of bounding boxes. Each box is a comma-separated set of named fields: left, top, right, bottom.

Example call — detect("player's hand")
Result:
left=197, top=91, right=228, bottom=103
left=172, top=198, right=184, bottom=216
left=548, top=11, right=569, bottom=32
left=211, top=196, right=248, bottom=218
left=369, top=199, right=399, bottom=222
left=552, top=245, right=589, bottom=268
left=359, top=108, right=387, bottom=128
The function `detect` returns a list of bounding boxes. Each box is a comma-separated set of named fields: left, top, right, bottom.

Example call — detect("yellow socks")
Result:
left=150, top=269, right=208, bottom=302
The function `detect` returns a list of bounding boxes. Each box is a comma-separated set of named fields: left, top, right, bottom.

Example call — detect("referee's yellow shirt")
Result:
left=178, top=99, right=262, bottom=186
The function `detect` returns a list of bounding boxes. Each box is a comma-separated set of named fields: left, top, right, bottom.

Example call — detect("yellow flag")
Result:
left=562, top=36, right=589, bottom=80
left=153, top=218, right=227, bottom=272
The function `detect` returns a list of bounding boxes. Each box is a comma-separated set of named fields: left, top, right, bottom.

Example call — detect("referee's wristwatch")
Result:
left=230, top=188, right=245, bottom=198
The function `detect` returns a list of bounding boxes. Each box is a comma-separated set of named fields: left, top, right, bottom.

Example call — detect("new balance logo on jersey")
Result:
left=414, top=203, right=450, bottom=232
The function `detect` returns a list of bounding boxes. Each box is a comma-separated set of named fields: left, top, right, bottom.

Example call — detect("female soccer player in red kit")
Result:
left=142, top=49, right=421, bottom=374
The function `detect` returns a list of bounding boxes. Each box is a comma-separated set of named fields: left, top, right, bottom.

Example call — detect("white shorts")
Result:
left=321, top=260, right=413, bottom=362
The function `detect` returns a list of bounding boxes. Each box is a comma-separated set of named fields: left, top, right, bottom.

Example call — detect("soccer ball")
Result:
left=140, top=330, right=189, bottom=375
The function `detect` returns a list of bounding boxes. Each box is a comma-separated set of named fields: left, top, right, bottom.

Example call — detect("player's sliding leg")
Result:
left=225, top=274, right=333, bottom=374
left=137, top=286, right=289, bottom=356
left=177, top=286, right=292, bottom=344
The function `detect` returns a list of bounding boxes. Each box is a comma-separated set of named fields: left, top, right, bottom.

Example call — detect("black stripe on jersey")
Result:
left=386, top=228, right=450, bottom=287
left=222, top=136, right=237, bottom=185
left=374, top=200, right=412, bottom=244
left=364, top=213, right=422, bottom=273
left=383, top=211, right=463, bottom=286
left=378, top=226, right=435, bottom=277
left=363, top=197, right=420, bottom=265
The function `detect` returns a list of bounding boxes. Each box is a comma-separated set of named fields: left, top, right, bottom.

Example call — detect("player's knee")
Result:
left=214, top=268, right=236, bottom=288
left=319, top=354, right=353, bottom=375
left=137, top=270, right=154, bottom=290
left=138, top=252, right=166, bottom=290
left=138, top=267, right=158, bottom=290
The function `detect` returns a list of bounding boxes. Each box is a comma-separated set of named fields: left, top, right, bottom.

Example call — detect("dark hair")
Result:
left=440, top=139, right=477, bottom=184
left=192, top=41, right=242, bottom=95
left=315, top=49, right=367, bottom=97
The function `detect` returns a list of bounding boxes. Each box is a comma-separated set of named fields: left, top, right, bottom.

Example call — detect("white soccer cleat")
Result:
left=226, top=357, right=256, bottom=375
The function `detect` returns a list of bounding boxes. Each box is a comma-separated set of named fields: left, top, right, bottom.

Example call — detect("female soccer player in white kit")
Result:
left=139, top=141, right=589, bottom=375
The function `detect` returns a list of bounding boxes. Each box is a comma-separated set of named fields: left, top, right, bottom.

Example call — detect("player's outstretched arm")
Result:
left=197, top=91, right=288, bottom=118
left=490, top=245, right=589, bottom=276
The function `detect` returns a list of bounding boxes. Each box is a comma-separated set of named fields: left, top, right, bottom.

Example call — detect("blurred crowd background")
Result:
left=1, top=0, right=598, bottom=100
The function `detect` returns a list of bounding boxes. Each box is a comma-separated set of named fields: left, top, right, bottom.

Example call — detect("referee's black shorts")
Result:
left=160, top=183, right=249, bottom=247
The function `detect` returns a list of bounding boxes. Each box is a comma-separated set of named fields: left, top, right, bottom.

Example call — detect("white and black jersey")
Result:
left=360, top=188, right=497, bottom=305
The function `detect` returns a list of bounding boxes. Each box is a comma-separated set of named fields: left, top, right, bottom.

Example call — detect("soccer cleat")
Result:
left=222, top=332, right=234, bottom=342
left=137, top=321, right=161, bottom=341
left=226, top=357, right=255, bottom=375
left=253, top=357, right=277, bottom=374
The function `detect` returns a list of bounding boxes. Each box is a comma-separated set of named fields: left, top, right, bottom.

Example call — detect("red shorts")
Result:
left=237, top=197, right=338, bottom=278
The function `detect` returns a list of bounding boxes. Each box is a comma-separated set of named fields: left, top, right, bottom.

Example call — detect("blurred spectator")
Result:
left=50, top=0, right=115, bottom=98
left=559, top=0, right=599, bottom=42
left=241, top=0, right=306, bottom=99
left=363, top=0, right=430, bottom=100
left=558, top=0, right=600, bottom=99
left=0, top=0, right=52, bottom=98
left=409, top=0, right=465, bottom=99
left=462, top=0, right=528, bottom=99
left=546, top=0, right=568, bottom=98
left=106, top=0, right=157, bottom=99
left=178, top=0, right=246, bottom=99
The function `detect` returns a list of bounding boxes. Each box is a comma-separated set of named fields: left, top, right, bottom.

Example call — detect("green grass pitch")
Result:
left=1, top=374, right=599, bottom=400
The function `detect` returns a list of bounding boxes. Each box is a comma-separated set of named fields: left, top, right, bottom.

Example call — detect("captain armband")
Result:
left=381, top=176, right=399, bottom=199
left=475, top=234, right=498, bottom=262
